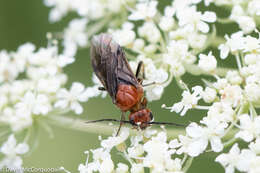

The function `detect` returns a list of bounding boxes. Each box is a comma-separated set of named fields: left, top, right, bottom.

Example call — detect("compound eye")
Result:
left=149, top=112, right=154, bottom=122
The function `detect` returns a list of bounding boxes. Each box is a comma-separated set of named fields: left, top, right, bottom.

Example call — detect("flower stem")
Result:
left=46, top=115, right=186, bottom=137
left=217, top=18, right=234, bottom=24
left=235, top=53, right=242, bottom=71
left=182, top=157, right=193, bottom=173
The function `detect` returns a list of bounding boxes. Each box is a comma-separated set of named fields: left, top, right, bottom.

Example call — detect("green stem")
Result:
left=46, top=115, right=186, bottom=137
left=182, top=157, right=193, bottom=173
left=217, top=18, right=234, bottom=24
left=210, top=36, right=226, bottom=48
left=223, top=137, right=237, bottom=148
left=235, top=53, right=242, bottom=71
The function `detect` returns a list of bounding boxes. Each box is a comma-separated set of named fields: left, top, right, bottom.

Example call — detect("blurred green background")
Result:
left=0, top=1, right=226, bottom=172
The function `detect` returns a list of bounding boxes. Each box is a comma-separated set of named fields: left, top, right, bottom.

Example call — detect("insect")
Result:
left=89, top=34, right=183, bottom=135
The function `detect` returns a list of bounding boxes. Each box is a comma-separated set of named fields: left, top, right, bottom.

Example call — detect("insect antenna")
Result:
left=147, top=121, right=185, bottom=127
left=85, top=119, right=133, bottom=124
left=86, top=119, right=186, bottom=127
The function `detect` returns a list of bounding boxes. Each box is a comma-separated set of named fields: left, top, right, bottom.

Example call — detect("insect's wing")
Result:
left=91, top=34, right=139, bottom=103
left=91, top=34, right=117, bottom=102
left=116, top=47, right=139, bottom=86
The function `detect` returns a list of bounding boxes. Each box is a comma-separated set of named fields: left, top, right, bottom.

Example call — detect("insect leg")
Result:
left=141, top=97, right=148, bottom=108
left=98, top=87, right=106, bottom=91
left=135, top=61, right=145, bottom=83
left=142, top=82, right=156, bottom=87
left=116, top=111, right=125, bottom=136
left=135, top=61, right=157, bottom=87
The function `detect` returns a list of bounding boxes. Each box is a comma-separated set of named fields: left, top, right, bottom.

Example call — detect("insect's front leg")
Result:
left=116, top=111, right=125, bottom=136
left=135, top=61, right=157, bottom=87
left=98, top=87, right=106, bottom=91
left=135, top=61, right=145, bottom=84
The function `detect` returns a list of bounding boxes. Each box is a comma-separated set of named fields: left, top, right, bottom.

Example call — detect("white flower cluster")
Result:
left=107, top=0, right=217, bottom=101
left=163, top=30, right=260, bottom=172
left=79, top=128, right=187, bottom=173
left=216, top=142, right=260, bottom=173
left=0, top=40, right=104, bottom=171
left=208, top=0, right=260, bottom=33
left=44, top=0, right=128, bottom=57
left=0, top=41, right=105, bottom=132
left=0, top=135, right=29, bottom=172
left=43, top=0, right=124, bottom=22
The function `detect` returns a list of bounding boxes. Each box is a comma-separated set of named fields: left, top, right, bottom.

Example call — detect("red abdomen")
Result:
left=116, top=84, right=143, bottom=111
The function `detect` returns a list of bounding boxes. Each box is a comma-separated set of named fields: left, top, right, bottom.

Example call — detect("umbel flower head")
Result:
left=78, top=128, right=185, bottom=173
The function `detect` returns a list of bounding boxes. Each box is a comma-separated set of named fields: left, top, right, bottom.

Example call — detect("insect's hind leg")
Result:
left=116, top=111, right=125, bottom=136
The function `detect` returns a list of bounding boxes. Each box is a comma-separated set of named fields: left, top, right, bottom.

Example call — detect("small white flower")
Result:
left=226, top=71, right=243, bottom=85
left=170, top=86, right=203, bottom=116
left=215, top=143, right=241, bottom=173
left=202, top=87, right=217, bottom=103
left=159, top=16, right=175, bottom=31
left=101, top=127, right=129, bottom=150
left=163, top=53, right=186, bottom=77
left=63, top=18, right=88, bottom=57
left=248, top=0, right=260, bottom=16
left=0, top=134, right=29, bottom=172
left=213, top=78, right=228, bottom=91
left=44, top=0, right=72, bottom=22
left=138, top=22, right=161, bottom=43
left=99, top=157, right=114, bottom=173
left=249, top=138, right=260, bottom=154
left=243, top=35, right=260, bottom=53
left=115, top=163, right=128, bottom=173
left=249, top=157, right=260, bottom=173
left=127, top=144, right=144, bottom=158
left=187, top=32, right=207, bottom=49
left=177, top=6, right=216, bottom=33
left=0, top=107, right=32, bottom=132
left=218, top=32, right=244, bottom=59
left=236, top=149, right=256, bottom=172
left=143, top=132, right=169, bottom=170
left=236, top=16, right=256, bottom=34
left=198, top=52, right=217, bottom=72
left=235, top=114, right=260, bottom=142
left=55, top=82, right=88, bottom=114
left=186, top=120, right=226, bottom=156
left=0, top=51, right=19, bottom=82
left=15, top=91, right=51, bottom=116
left=245, top=82, right=260, bottom=104
left=207, top=102, right=235, bottom=123
left=130, top=163, right=144, bottom=173
left=166, top=40, right=194, bottom=65
left=128, top=0, right=158, bottom=21
left=12, top=42, right=35, bottom=73
left=111, top=22, right=136, bottom=47
left=132, top=39, right=145, bottom=51
left=176, top=135, right=195, bottom=156
left=244, top=54, right=260, bottom=65
left=57, top=54, right=75, bottom=67
left=220, top=85, right=243, bottom=107
left=37, top=75, right=66, bottom=94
